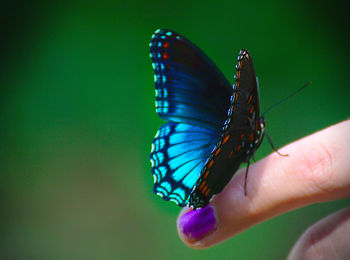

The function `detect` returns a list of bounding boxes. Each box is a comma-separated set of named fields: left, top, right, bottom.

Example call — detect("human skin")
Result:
left=177, top=119, right=350, bottom=259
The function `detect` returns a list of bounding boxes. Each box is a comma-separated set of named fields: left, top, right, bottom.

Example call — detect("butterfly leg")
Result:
left=265, top=131, right=289, bottom=157
left=252, top=154, right=256, bottom=162
left=244, top=161, right=250, bottom=196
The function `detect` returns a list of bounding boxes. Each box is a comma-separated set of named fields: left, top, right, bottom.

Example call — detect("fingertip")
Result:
left=177, top=205, right=218, bottom=248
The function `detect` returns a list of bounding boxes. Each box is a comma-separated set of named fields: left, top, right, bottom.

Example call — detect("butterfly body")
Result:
left=150, top=29, right=264, bottom=209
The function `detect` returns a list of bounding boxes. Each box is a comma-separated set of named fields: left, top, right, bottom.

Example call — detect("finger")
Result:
left=177, top=119, right=350, bottom=248
left=288, top=207, right=350, bottom=260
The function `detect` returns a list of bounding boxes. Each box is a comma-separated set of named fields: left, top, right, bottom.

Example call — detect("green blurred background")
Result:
left=1, top=1, right=349, bottom=259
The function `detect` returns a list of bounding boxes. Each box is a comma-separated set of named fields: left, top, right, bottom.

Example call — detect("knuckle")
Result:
left=296, top=142, right=336, bottom=194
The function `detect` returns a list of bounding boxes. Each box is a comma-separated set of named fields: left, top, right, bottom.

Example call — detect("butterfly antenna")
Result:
left=262, top=82, right=311, bottom=117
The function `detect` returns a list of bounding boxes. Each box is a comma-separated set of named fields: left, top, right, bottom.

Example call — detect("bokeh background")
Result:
left=1, top=1, right=349, bottom=259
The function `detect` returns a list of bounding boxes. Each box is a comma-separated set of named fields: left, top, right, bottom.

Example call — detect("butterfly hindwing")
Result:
left=150, top=29, right=233, bottom=131
left=150, top=123, right=220, bottom=206
left=189, top=50, right=264, bottom=208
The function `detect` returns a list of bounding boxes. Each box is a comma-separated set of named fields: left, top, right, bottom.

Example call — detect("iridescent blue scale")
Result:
left=150, top=29, right=265, bottom=209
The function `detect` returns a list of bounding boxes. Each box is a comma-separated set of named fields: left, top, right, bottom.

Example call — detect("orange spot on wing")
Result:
left=240, top=133, right=245, bottom=139
left=222, top=134, right=230, bottom=144
left=249, top=132, right=254, bottom=141
left=228, top=150, right=234, bottom=158
left=203, top=170, right=210, bottom=178
left=249, top=105, right=255, bottom=115
left=236, top=81, right=240, bottom=88
left=247, top=95, right=253, bottom=104
left=163, top=42, right=169, bottom=48
left=208, top=161, right=214, bottom=168
left=199, top=180, right=206, bottom=190
left=163, top=53, right=168, bottom=59
left=214, top=147, right=221, bottom=156
left=204, top=188, right=210, bottom=196
left=237, top=144, right=242, bottom=152
left=237, top=71, right=240, bottom=79
left=201, top=185, right=208, bottom=194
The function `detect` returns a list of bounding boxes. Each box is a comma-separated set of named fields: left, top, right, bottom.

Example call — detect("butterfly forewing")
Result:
left=150, top=29, right=233, bottom=131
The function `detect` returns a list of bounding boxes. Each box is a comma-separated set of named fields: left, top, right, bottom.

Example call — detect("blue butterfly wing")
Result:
left=150, top=29, right=233, bottom=206
left=150, top=123, right=219, bottom=206
left=150, top=29, right=233, bottom=131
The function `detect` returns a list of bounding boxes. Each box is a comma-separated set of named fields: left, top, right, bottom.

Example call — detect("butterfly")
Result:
left=149, top=29, right=265, bottom=209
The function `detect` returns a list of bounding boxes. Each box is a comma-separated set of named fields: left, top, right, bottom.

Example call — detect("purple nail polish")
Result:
left=178, top=205, right=216, bottom=240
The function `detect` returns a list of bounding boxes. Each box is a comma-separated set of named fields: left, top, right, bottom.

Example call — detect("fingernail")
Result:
left=178, top=205, right=216, bottom=241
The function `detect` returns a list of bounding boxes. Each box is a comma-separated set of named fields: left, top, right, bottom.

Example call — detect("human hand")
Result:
left=177, top=119, right=350, bottom=259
